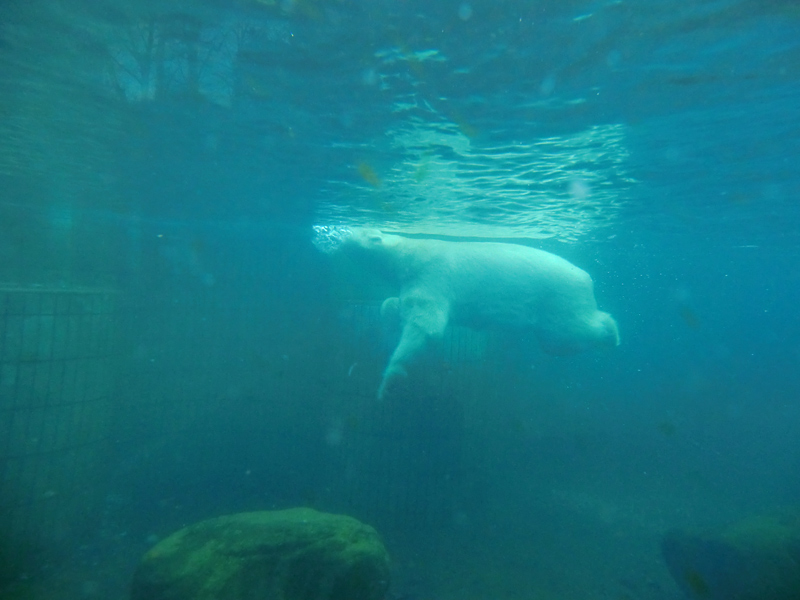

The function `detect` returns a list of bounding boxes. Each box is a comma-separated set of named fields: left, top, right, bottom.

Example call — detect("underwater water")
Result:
left=0, top=0, right=799, bottom=599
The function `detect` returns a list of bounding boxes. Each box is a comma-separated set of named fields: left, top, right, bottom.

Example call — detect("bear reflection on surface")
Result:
left=339, top=228, right=620, bottom=399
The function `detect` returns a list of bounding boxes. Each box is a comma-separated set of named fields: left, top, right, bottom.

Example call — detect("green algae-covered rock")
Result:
left=131, top=508, right=390, bottom=600
left=662, top=508, right=800, bottom=600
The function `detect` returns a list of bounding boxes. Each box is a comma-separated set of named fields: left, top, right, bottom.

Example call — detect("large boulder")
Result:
left=662, top=508, right=800, bottom=599
left=131, top=508, right=390, bottom=600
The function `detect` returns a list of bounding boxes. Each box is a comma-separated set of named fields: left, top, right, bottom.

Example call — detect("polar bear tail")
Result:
left=597, top=312, right=621, bottom=348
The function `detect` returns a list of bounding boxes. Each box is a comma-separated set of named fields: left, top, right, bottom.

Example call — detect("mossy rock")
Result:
left=662, top=507, right=800, bottom=600
left=131, top=508, right=390, bottom=600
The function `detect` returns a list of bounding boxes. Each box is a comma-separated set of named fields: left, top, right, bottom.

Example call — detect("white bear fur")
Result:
left=340, top=228, right=619, bottom=399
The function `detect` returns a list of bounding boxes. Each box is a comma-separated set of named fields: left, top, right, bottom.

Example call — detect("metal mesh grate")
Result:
left=0, top=287, right=118, bottom=574
left=320, top=303, right=492, bottom=533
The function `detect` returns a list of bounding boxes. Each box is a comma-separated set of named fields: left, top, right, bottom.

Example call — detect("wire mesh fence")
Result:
left=0, top=272, right=522, bottom=588
left=0, top=286, right=118, bottom=575
left=317, top=302, right=495, bottom=534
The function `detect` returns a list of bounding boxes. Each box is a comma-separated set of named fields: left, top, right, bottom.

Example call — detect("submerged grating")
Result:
left=0, top=286, right=118, bottom=576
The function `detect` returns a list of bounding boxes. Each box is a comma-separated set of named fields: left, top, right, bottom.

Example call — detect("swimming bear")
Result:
left=339, top=228, right=620, bottom=399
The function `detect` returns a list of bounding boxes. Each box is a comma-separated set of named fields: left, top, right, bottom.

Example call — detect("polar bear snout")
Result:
left=312, top=224, right=355, bottom=253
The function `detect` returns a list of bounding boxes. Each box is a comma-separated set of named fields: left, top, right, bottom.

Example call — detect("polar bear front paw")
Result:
left=377, top=364, right=408, bottom=401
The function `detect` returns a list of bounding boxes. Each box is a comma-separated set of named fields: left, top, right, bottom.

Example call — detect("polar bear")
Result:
left=337, top=228, right=620, bottom=399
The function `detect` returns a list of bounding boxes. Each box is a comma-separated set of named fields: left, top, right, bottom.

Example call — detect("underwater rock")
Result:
left=661, top=508, right=800, bottom=600
left=130, top=507, right=390, bottom=600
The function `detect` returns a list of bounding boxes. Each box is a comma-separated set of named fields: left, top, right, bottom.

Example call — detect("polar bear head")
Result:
left=345, top=228, right=401, bottom=250
left=338, top=228, right=407, bottom=272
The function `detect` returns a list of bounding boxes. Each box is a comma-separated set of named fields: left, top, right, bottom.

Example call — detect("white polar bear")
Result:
left=338, top=228, right=620, bottom=399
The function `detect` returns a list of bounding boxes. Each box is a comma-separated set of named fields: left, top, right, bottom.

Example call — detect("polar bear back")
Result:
left=405, top=239, right=601, bottom=330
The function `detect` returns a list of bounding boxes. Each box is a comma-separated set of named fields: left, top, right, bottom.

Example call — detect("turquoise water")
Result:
left=1, top=1, right=799, bottom=599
